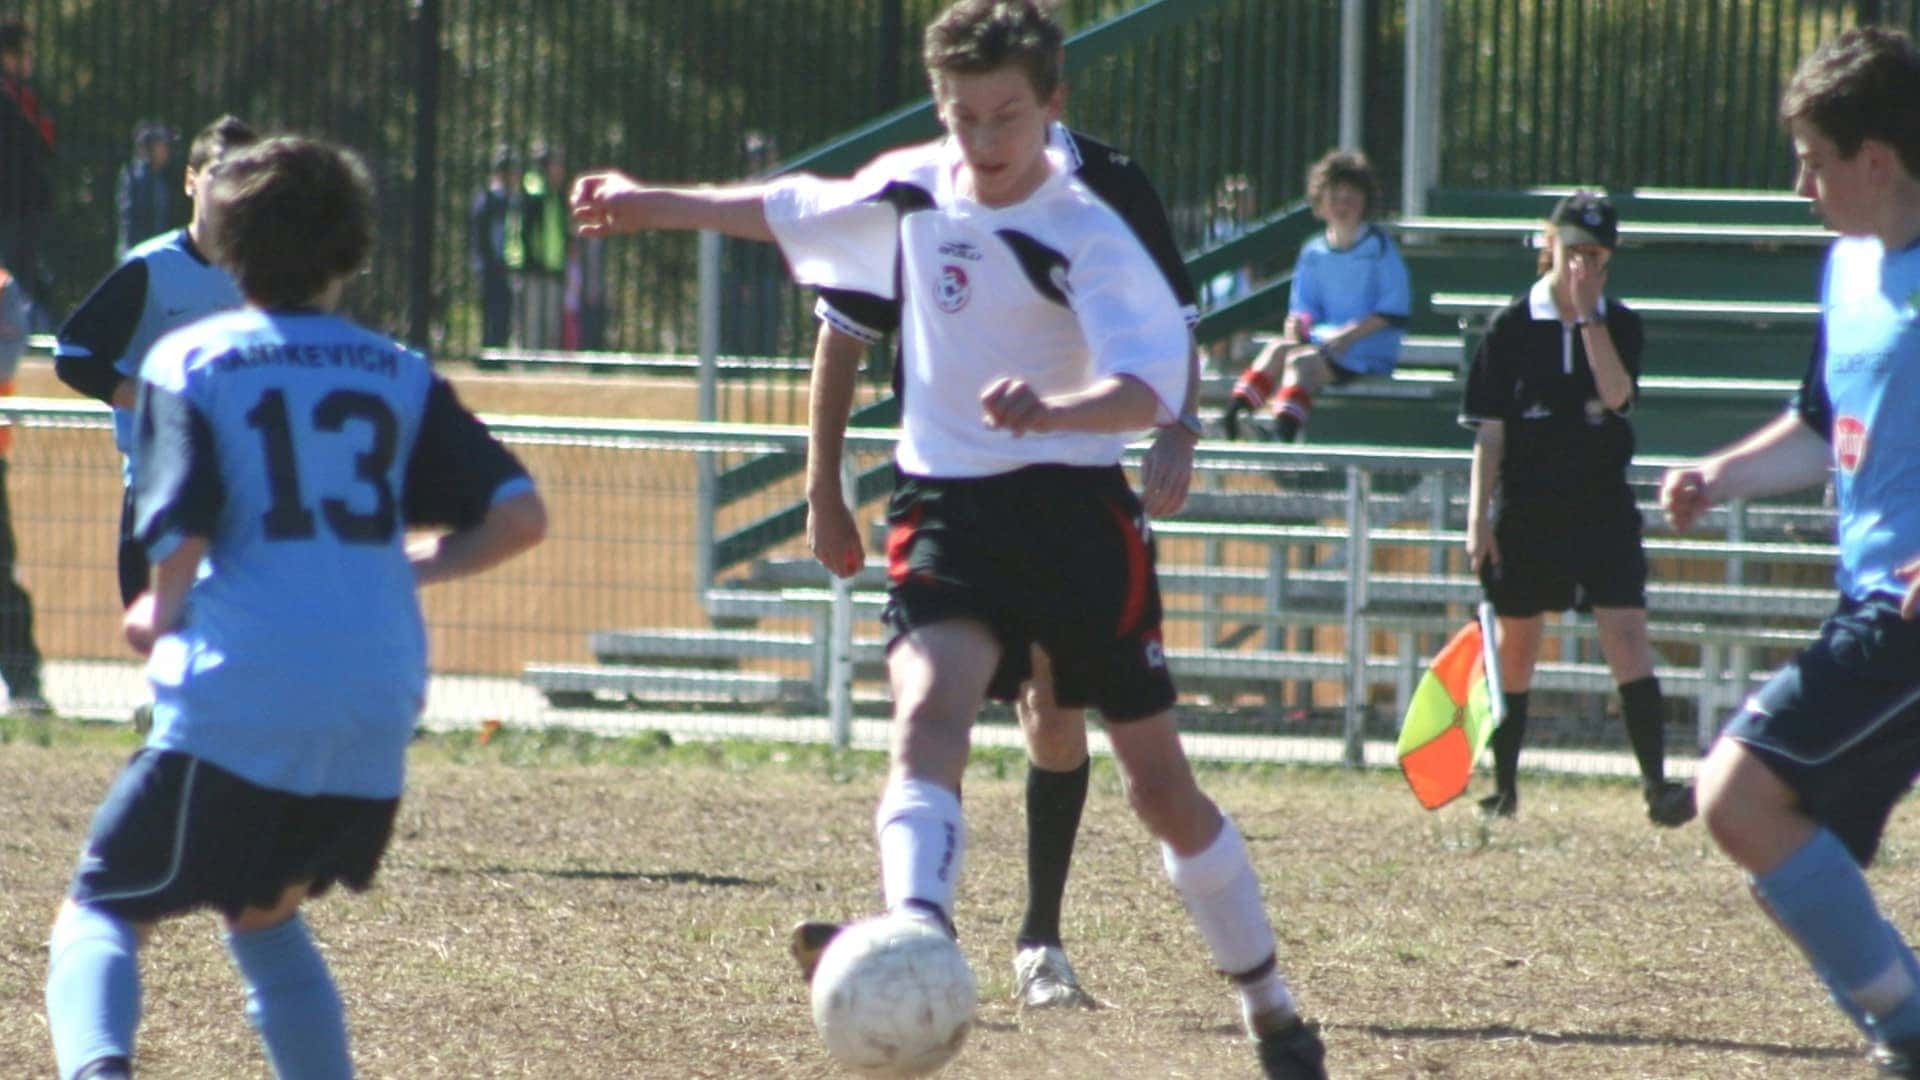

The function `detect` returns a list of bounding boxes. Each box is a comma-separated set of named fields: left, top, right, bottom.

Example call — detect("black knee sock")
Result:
left=1491, top=692, right=1529, bottom=798
left=1619, top=675, right=1666, bottom=786
left=1017, top=757, right=1090, bottom=949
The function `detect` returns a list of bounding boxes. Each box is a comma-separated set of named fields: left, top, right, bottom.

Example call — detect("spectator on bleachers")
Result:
left=1222, top=149, right=1409, bottom=442
left=1459, top=190, right=1695, bottom=828
left=1201, top=172, right=1257, bottom=370
left=116, top=123, right=174, bottom=260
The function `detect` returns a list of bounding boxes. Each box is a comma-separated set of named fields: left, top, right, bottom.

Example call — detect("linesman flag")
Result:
left=1396, top=602, right=1507, bottom=809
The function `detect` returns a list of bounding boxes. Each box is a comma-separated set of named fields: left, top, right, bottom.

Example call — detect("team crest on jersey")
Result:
left=1836, top=415, right=1867, bottom=473
left=936, top=264, right=971, bottom=313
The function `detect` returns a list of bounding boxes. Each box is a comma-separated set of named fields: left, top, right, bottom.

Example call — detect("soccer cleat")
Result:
left=789, top=920, right=844, bottom=985
left=72, top=1057, right=132, bottom=1080
left=1872, top=1038, right=1920, bottom=1077
left=1644, top=780, right=1697, bottom=828
left=1255, top=1015, right=1328, bottom=1079
left=1477, top=791, right=1517, bottom=819
left=1012, top=943, right=1098, bottom=1010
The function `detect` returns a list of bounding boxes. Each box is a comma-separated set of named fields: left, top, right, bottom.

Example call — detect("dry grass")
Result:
left=0, top=721, right=1905, bottom=1078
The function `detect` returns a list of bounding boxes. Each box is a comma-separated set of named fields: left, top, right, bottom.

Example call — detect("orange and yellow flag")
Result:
left=1396, top=613, right=1503, bottom=809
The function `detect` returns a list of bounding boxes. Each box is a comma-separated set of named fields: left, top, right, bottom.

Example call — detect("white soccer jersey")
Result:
left=765, top=139, right=1189, bottom=478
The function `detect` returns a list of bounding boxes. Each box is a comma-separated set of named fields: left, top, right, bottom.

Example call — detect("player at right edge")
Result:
left=1660, top=26, right=1920, bottom=1077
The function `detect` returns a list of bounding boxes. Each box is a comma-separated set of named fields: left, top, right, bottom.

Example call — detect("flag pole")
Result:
left=1477, top=601, right=1507, bottom=728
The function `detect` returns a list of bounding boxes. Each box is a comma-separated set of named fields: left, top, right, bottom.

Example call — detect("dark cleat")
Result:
left=1256, top=1016, right=1327, bottom=1079
left=789, top=920, right=843, bottom=984
left=1645, top=781, right=1697, bottom=828
left=1477, top=791, right=1517, bottom=819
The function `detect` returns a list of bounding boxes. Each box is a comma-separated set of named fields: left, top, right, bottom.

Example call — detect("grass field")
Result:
left=0, top=718, right=1902, bottom=1078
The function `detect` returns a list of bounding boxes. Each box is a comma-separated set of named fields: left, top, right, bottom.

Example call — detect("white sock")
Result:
left=1162, top=815, right=1296, bottom=1032
left=875, top=777, right=966, bottom=919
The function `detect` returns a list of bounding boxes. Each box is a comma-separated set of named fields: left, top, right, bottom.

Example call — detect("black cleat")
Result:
left=1645, top=780, right=1697, bottom=828
left=73, top=1057, right=132, bottom=1080
left=1872, top=1038, right=1920, bottom=1077
left=1256, top=1016, right=1327, bottom=1079
left=789, top=920, right=843, bottom=985
left=1477, top=791, right=1517, bottom=819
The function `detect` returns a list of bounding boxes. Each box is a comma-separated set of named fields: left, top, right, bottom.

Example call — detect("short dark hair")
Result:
left=1781, top=27, right=1920, bottom=179
left=0, top=19, right=28, bottom=58
left=188, top=115, right=260, bottom=173
left=200, top=136, right=374, bottom=308
left=924, top=0, right=1065, bottom=101
left=1305, top=149, right=1381, bottom=218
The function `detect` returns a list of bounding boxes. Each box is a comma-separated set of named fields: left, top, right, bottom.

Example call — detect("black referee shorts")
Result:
left=1481, top=494, right=1648, bottom=617
left=880, top=463, right=1176, bottom=722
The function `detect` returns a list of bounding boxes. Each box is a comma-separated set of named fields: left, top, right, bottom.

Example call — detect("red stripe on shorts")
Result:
left=886, top=505, right=923, bottom=584
left=1105, top=500, right=1150, bottom=637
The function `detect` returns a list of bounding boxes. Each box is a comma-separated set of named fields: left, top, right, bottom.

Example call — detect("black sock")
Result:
left=1619, top=675, right=1666, bottom=786
left=1491, top=692, right=1529, bottom=798
left=1017, top=757, right=1090, bottom=949
left=1275, top=412, right=1303, bottom=442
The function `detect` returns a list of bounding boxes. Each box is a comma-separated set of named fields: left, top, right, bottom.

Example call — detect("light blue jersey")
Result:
left=1794, top=236, right=1920, bottom=603
left=132, top=308, right=532, bottom=797
left=1287, top=225, right=1411, bottom=376
left=55, top=228, right=244, bottom=459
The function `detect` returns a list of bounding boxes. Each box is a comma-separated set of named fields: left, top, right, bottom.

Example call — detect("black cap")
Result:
left=1549, top=191, right=1618, bottom=250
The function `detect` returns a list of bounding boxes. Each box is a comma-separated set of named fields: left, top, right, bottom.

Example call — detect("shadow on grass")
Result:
left=410, top=862, right=762, bottom=888
left=1350, top=1021, right=1857, bottom=1062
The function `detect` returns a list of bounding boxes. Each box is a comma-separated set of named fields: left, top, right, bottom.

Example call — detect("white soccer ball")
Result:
left=810, top=914, right=976, bottom=1077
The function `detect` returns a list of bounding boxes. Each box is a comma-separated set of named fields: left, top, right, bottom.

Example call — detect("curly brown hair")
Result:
left=200, top=136, right=373, bottom=308
left=924, top=0, right=1065, bottom=100
left=1305, top=149, right=1381, bottom=219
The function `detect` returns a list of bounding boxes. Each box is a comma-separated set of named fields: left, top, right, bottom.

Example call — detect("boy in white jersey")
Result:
left=571, top=3, right=1323, bottom=1075
left=43, top=136, right=547, bottom=1080
left=1659, top=27, right=1920, bottom=1076
left=803, top=119, right=1205, bottom=1011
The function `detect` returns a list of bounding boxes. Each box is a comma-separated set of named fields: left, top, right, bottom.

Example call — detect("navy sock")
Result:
left=226, top=915, right=352, bottom=1080
left=1017, top=757, right=1089, bottom=949
left=46, top=905, right=141, bottom=1080
left=1753, top=829, right=1920, bottom=1041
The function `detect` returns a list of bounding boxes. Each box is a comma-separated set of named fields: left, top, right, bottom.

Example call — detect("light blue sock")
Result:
left=226, top=915, right=352, bottom=1080
left=1753, top=829, right=1920, bottom=1041
left=45, top=904, right=141, bottom=1080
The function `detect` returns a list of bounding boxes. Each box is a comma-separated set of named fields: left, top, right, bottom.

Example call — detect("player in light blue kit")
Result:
left=42, top=136, right=547, bottom=1080
left=56, top=115, right=259, bottom=609
left=1659, top=27, right=1920, bottom=1077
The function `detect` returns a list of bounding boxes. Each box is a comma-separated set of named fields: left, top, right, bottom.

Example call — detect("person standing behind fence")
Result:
left=1460, top=190, right=1695, bottom=828
left=506, top=141, right=568, bottom=352
left=55, top=115, right=259, bottom=611
left=42, top=134, right=546, bottom=1080
left=1660, top=28, right=1920, bottom=1075
left=115, top=123, right=174, bottom=260
left=572, top=3, right=1327, bottom=1075
left=469, top=145, right=515, bottom=353
left=1222, top=150, right=1409, bottom=443
left=0, top=18, right=55, bottom=322
left=0, top=264, right=47, bottom=716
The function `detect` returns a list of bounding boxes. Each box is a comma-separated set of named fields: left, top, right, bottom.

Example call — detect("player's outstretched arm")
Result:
left=410, top=490, right=547, bottom=586
left=569, top=171, right=774, bottom=243
left=1661, top=412, right=1830, bottom=533
left=982, top=373, right=1163, bottom=438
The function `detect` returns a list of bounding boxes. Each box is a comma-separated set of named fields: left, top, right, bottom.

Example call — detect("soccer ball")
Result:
left=810, top=914, right=976, bottom=1077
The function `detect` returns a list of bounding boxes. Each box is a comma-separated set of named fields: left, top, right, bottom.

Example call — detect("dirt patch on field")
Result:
left=0, top=727, right=1889, bottom=1078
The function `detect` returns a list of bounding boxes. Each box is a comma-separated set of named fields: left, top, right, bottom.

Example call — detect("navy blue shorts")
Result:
left=1481, top=494, right=1648, bottom=617
left=880, top=464, right=1176, bottom=722
left=69, top=749, right=400, bottom=922
left=1719, top=596, right=1920, bottom=866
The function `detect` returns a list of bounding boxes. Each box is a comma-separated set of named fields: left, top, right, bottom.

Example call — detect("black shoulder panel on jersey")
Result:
left=56, top=258, right=150, bottom=401
left=131, top=381, right=224, bottom=547
left=874, top=181, right=935, bottom=216
left=818, top=287, right=900, bottom=337
left=995, top=229, right=1072, bottom=310
left=404, top=376, right=532, bottom=529
left=1057, top=127, right=1196, bottom=307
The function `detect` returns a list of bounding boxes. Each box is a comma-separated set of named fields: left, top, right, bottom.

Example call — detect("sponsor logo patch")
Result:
left=1836, top=415, right=1866, bottom=473
left=935, top=264, right=971, bottom=313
